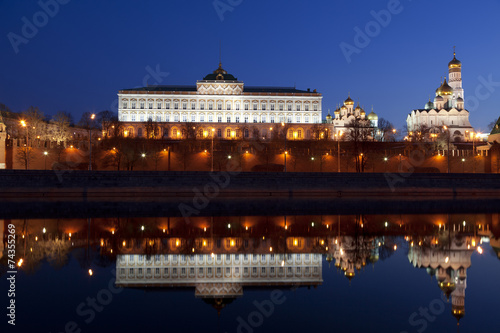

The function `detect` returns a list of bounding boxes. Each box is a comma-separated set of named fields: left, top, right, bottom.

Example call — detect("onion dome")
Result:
left=436, top=78, right=453, bottom=96
left=367, top=110, right=378, bottom=120
left=457, top=96, right=464, bottom=102
left=439, top=281, right=456, bottom=301
left=326, top=112, right=332, bottom=120
left=355, top=103, right=362, bottom=112
left=452, top=307, right=465, bottom=324
left=449, top=52, right=462, bottom=69
left=334, top=107, right=340, bottom=115
left=345, top=271, right=355, bottom=281
left=340, top=105, right=347, bottom=111
left=435, top=95, right=444, bottom=102
left=425, top=98, right=434, bottom=110
left=344, top=95, right=354, bottom=106
left=203, top=62, right=238, bottom=81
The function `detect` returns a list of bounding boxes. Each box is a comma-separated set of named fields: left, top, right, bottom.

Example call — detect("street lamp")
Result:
left=443, top=126, right=450, bottom=173
left=282, top=122, right=287, bottom=172
left=43, top=151, right=48, bottom=170
left=20, top=120, right=29, bottom=169
left=336, top=131, right=343, bottom=173
left=384, top=156, right=388, bottom=172
left=89, top=113, right=96, bottom=171
left=211, top=128, right=215, bottom=172
left=462, top=158, right=465, bottom=173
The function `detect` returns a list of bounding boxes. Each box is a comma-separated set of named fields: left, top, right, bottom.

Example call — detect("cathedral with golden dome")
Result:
left=406, top=51, right=474, bottom=141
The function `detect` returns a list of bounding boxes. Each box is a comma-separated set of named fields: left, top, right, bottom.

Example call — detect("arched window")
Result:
left=244, top=128, right=249, bottom=138
left=138, top=128, right=143, bottom=138
left=217, top=129, right=222, bottom=138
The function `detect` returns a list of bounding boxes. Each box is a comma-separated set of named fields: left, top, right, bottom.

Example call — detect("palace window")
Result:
left=182, top=102, right=187, bottom=110
left=253, top=103, right=257, bottom=111
left=296, top=105, right=301, bottom=111
left=244, top=267, right=249, bottom=274
left=208, top=115, right=213, bottom=122
left=156, top=115, right=161, bottom=122
left=173, top=102, right=178, bottom=110
left=131, top=114, right=136, bottom=121
left=296, top=116, right=300, bottom=123
left=244, top=128, right=249, bottom=138
left=262, top=103, right=266, bottom=111
left=270, top=115, right=275, bottom=123
left=279, top=103, right=284, bottom=111
left=253, top=116, right=258, bottom=123
left=207, top=267, right=212, bottom=274
left=123, top=101, right=128, bottom=108
left=182, top=115, right=187, bottom=122
left=227, top=116, right=231, bottom=122
left=313, top=104, right=318, bottom=111
left=191, top=102, right=196, bottom=110
left=227, top=103, right=231, bottom=110
left=305, top=115, right=309, bottom=123
left=235, top=116, right=240, bottom=123
left=198, top=268, right=203, bottom=275
left=244, top=116, right=248, bottom=123
left=122, top=115, right=128, bottom=121
left=200, top=115, right=205, bottom=122
left=217, top=102, right=222, bottom=110
left=287, top=116, right=292, bottom=123
left=305, top=105, right=309, bottom=111
left=261, top=115, right=266, bottom=122
left=140, top=102, right=145, bottom=109
left=140, top=114, right=145, bottom=122
left=200, top=102, right=205, bottom=110
left=132, top=101, right=136, bottom=109
left=226, top=129, right=231, bottom=137
left=252, top=267, right=257, bottom=274
left=279, top=116, right=284, bottom=123
left=157, top=102, right=162, bottom=109
left=191, top=115, right=196, bottom=122
left=235, top=103, right=240, bottom=110
left=208, top=102, right=213, bottom=110
left=217, top=129, right=222, bottom=137
left=298, top=130, right=302, bottom=138
left=270, top=104, right=275, bottom=111
left=313, top=116, right=319, bottom=123
left=218, top=115, right=222, bottom=123
left=138, top=128, right=143, bottom=137
left=288, top=104, right=292, bottom=111
left=174, top=114, right=179, bottom=122
left=166, top=102, right=170, bottom=109
left=244, top=103, right=249, bottom=110
left=165, top=114, right=170, bottom=122
left=261, top=267, right=266, bottom=274
left=149, top=102, right=153, bottom=109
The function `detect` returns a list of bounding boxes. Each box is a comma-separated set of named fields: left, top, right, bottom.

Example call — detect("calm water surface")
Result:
left=1, top=214, right=499, bottom=333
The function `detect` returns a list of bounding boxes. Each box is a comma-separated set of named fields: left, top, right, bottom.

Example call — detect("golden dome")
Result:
left=436, top=78, right=453, bottom=96
left=448, top=52, right=462, bottom=69
left=340, top=105, right=347, bottom=110
left=344, top=95, right=354, bottom=106
left=355, top=103, right=362, bottom=111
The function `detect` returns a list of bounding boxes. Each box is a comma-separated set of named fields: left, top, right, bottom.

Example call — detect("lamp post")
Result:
left=336, top=131, right=343, bottom=173
left=20, top=120, right=29, bottom=169
left=89, top=113, right=95, bottom=171
left=211, top=128, right=215, bottom=172
left=443, top=126, right=450, bottom=173
left=281, top=122, right=287, bottom=172
left=43, top=151, right=48, bottom=170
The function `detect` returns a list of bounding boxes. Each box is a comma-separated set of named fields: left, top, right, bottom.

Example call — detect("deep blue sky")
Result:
left=1, top=0, right=499, bottom=131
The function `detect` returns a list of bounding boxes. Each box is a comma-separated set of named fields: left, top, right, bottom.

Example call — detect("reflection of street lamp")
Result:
left=461, top=158, right=465, bottom=173
left=384, top=156, right=388, bottom=172
left=43, top=151, right=48, bottom=170
left=89, top=113, right=96, bottom=171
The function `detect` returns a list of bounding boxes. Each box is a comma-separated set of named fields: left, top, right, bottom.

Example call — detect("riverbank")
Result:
left=0, top=170, right=499, bottom=218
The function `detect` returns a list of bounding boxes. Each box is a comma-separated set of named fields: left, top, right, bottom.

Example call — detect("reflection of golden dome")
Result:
left=439, top=281, right=456, bottom=300
left=436, top=78, right=453, bottom=96
left=452, top=307, right=465, bottom=323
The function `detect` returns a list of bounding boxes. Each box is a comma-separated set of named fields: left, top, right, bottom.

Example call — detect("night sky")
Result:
left=1, top=0, right=499, bottom=131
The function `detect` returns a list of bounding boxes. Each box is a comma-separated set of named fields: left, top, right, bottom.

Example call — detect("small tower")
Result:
left=0, top=113, right=6, bottom=169
left=448, top=48, right=464, bottom=107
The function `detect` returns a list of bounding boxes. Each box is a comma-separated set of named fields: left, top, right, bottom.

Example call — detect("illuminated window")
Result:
left=226, top=129, right=231, bottom=137
left=298, top=130, right=302, bottom=138
left=244, top=129, right=249, bottom=138
left=217, top=129, right=222, bottom=137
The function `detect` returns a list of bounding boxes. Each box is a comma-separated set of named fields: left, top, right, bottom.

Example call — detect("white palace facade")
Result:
left=406, top=51, right=474, bottom=141
left=117, top=63, right=324, bottom=140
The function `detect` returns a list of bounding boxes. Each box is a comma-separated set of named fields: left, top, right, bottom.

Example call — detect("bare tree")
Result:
left=378, top=117, right=396, bottom=142
left=52, top=111, right=71, bottom=143
left=16, top=147, right=34, bottom=170
left=96, top=110, right=115, bottom=138
left=345, top=118, right=371, bottom=172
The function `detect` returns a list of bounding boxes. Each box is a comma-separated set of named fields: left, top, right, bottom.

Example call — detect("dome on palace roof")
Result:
left=425, top=99, right=435, bottom=110
left=367, top=111, right=378, bottom=120
left=203, top=63, right=238, bottom=81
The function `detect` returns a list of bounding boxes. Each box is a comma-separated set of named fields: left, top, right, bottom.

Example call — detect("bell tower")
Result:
left=448, top=47, right=464, bottom=107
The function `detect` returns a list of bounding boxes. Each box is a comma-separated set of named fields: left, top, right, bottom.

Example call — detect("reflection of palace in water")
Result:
left=1, top=214, right=499, bottom=319
left=116, top=253, right=322, bottom=311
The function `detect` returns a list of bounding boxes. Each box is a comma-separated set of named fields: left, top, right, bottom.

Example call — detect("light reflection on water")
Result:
left=1, top=214, right=499, bottom=333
